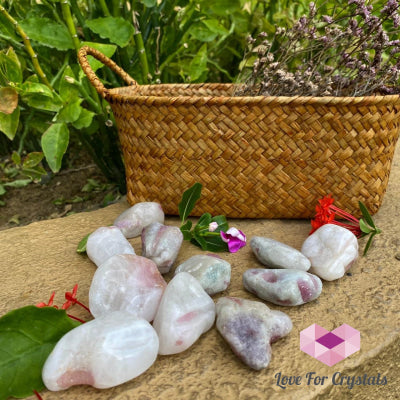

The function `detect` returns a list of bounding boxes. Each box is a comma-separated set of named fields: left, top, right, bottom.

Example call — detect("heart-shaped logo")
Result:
left=300, top=324, right=360, bottom=366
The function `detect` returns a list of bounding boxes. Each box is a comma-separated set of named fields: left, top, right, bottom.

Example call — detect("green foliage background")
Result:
left=1, top=0, right=380, bottom=190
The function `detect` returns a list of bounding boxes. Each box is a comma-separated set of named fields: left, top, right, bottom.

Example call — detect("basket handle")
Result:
left=77, top=46, right=137, bottom=97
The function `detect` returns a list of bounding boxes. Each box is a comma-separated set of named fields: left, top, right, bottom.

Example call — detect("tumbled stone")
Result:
left=243, top=268, right=322, bottom=306
left=114, top=202, right=164, bottom=238
left=86, top=226, right=135, bottom=267
left=153, top=272, right=215, bottom=355
left=42, top=311, right=159, bottom=390
left=250, top=236, right=311, bottom=271
left=301, top=224, right=358, bottom=281
left=89, top=254, right=167, bottom=321
left=174, top=254, right=231, bottom=295
left=141, top=222, right=183, bottom=274
left=216, top=297, right=292, bottom=370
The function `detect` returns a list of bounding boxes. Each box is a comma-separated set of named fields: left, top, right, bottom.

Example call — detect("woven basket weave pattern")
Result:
left=78, top=47, right=400, bottom=218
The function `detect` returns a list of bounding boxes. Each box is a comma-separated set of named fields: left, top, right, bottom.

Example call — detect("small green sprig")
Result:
left=358, top=201, right=382, bottom=256
left=178, top=183, right=229, bottom=252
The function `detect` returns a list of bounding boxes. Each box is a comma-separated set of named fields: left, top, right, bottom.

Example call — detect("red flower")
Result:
left=36, top=291, right=58, bottom=309
left=61, top=284, right=78, bottom=310
left=62, top=284, right=90, bottom=313
left=310, top=195, right=362, bottom=237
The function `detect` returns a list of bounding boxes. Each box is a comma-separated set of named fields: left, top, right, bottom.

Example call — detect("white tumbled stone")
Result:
left=153, top=272, right=215, bottom=355
left=86, top=226, right=135, bottom=267
left=141, top=222, right=183, bottom=274
left=42, top=312, right=159, bottom=391
left=174, top=254, right=231, bottom=295
left=250, top=236, right=311, bottom=271
left=301, top=224, right=358, bottom=281
left=114, top=202, right=164, bottom=238
left=89, top=254, right=167, bottom=321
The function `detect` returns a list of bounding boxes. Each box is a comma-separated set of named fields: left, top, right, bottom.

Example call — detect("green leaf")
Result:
left=0, top=48, right=22, bottom=85
left=81, top=42, right=118, bottom=72
left=21, top=81, right=54, bottom=97
left=19, top=17, right=74, bottom=50
left=180, top=220, right=193, bottom=240
left=23, top=93, right=63, bottom=112
left=41, top=123, right=69, bottom=173
left=22, top=165, right=47, bottom=182
left=0, top=87, right=18, bottom=114
left=359, top=201, right=376, bottom=229
left=363, top=232, right=376, bottom=256
left=77, top=232, right=91, bottom=253
left=204, top=0, right=241, bottom=16
left=189, top=23, right=218, bottom=42
left=0, top=13, right=20, bottom=41
left=59, top=66, right=79, bottom=102
left=142, top=0, right=157, bottom=6
left=86, top=17, right=134, bottom=47
left=202, top=19, right=229, bottom=35
left=4, top=179, right=31, bottom=188
left=178, top=182, right=202, bottom=222
left=196, top=212, right=212, bottom=228
left=0, top=184, right=6, bottom=196
left=11, top=151, right=21, bottom=166
left=72, top=108, right=95, bottom=129
left=201, top=234, right=229, bottom=252
left=0, top=106, right=20, bottom=140
left=189, top=43, right=208, bottom=81
left=0, top=306, right=80, bottom=398
left=191, top=234, right=208, bottom=250
left=55, top=99, right=83, bottom=124
left=359, top=218, right=372, bottom=234
left=191, top=233, right=229, bottom=252
left=23, top=152, right=44, bottom=169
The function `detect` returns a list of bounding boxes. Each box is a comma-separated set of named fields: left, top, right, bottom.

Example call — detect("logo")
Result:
left=300, top=324, right=360, bottom=366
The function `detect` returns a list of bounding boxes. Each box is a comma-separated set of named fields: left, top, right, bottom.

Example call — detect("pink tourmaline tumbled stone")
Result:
left=216, top=297, right=292, bottom=370
left=243, top=268, right=322, bottom=306
left=89, top=254, right=167, bottom=321
left=141, top=222, right=183, bottom=274
left=42, top=312, right=159, bottom=390
left=113, top=202, right=164, bottom=238
left=153, top=272, right=215, bottom=355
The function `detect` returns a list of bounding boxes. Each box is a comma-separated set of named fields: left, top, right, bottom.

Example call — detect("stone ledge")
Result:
left=1, top=148, right=399, bottom=400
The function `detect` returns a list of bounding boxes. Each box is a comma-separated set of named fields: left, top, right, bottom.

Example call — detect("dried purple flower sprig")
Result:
left=237, top=0, right=400, bottom=97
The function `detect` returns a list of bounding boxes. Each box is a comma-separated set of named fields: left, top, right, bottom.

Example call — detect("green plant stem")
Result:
left=50, top=53, right=70, bottom=87
left=0, top=5, right=51, bottom=88
left=132, top=7, right=149, bottom=83
left=70, top=0, right=92, bottom=41
left=112, top=0, right=121, bottom=17
left=0, top=33, right=24, bottom=48
left=98, top=0, right=111, bottom=17
left=73, top=81, right=102, bottom=114
left=17, top=111, right=34, bottom=155
left=61, top=0, right=80, bottom=51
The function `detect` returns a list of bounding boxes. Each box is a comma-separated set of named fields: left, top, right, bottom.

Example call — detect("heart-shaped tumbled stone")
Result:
left=216, top=297, right=292, bottom=370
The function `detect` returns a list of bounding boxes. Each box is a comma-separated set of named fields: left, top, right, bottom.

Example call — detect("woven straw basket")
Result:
left=78, top=46, right=400, bottom=218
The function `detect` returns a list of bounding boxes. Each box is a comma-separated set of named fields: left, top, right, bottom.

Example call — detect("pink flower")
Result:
left=220, top=227, right=246, bottom=253
left=208, top=222, right=218, bottom=232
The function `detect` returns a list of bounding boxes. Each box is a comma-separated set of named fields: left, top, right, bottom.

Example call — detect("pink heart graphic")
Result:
left=300, top=324, right=360, bottom=366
